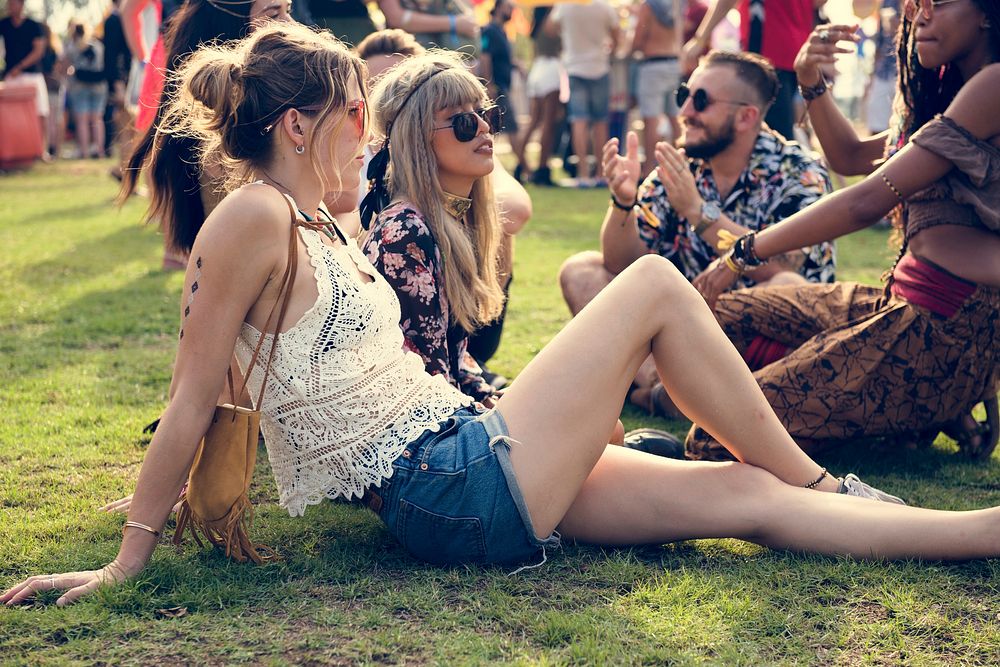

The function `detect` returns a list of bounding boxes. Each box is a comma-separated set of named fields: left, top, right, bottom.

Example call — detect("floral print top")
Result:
left=635, top=127, right=836, bottom=288
left=362, top=201, right=495, bottom=402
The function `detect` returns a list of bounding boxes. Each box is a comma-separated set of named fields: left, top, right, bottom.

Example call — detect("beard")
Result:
left=680, top=114, right=737, bottom=160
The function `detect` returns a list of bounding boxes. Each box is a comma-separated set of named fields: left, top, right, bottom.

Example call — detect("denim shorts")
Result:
left=373, top=405, right=560, bottom=566
left=68, top=83, right=108, bottom=115
left=567, top=73, right=610, bottom=123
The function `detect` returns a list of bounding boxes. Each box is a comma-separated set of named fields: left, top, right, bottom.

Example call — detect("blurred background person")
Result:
left=479, top=0, right=523, bottom=174
left=39, top=21, right=67, bottom=159
left=101, top=0, right=132, bottom=173
left=1, top=0, right=50, bottom=160
left=516, top=6, right=563, bottom=186
left=630, top=0, right=684, bottom=176
left=65, top=22, right=107, bottom=159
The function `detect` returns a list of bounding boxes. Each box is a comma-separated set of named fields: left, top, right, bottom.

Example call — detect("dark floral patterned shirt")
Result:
left=635, top=127, right=836, bottom=288
left=362, top=201, right=495, bottom=402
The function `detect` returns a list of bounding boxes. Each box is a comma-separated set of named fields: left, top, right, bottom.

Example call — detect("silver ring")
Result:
left=818, top=29, right=831, bottom=43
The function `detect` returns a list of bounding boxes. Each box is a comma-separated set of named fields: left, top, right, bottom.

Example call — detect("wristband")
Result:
left=609, top=194, right=636, bottom=211
left=799, top=76, right=828, bottom=103
left=449, top=14, right=457, bottom=37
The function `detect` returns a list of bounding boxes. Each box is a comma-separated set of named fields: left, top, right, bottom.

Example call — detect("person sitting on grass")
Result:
left=354, top=34, right=531, bottom=390
left=559, top=50, right=835, bottom=422
left=684, top=0, right=1000, bottom=461
left=18, top=24, right=1000, bottom=609
left=360, top=51, right=506, bottom=405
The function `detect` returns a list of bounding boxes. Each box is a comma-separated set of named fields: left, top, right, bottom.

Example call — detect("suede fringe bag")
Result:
left=173, top=193, right=307, bottom=563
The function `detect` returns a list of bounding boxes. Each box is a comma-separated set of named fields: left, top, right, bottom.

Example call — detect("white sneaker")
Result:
left=837, top=473, right=906, bottom=504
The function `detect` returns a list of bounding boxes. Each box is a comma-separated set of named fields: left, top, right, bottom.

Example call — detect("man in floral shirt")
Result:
left=559, top=50, right=834, bottom=417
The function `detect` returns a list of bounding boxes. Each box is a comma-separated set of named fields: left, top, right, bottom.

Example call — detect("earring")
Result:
left=295, top=145, right=305, bottom=155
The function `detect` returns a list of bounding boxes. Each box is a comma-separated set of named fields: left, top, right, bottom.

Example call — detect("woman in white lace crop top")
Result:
left=11, top=26, right=1000, bottom=607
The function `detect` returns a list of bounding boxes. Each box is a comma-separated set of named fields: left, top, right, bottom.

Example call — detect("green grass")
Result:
left=2, top=160, right=1000, bottom=665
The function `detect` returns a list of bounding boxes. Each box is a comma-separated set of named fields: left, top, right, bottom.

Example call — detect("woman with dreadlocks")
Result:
left=686, top=0, right=1000, bottom=461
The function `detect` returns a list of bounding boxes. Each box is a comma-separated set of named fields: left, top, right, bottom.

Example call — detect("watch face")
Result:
left=702, top=201, right=721, bottom=221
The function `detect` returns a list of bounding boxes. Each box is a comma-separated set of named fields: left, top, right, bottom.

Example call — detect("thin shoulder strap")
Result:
left=234, top=189, right=301, bottom=408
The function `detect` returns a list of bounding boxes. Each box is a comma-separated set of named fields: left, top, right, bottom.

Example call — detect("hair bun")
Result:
left=188, top=57, right=242, bottom=116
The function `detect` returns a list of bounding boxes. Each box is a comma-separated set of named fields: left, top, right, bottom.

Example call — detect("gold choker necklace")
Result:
left=442, top=191, right=472, bottom=221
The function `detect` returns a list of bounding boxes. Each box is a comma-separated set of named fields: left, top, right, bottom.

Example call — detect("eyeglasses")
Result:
left=433, top=106, right=503, bottom=142
left=347, top=99, right=366, bottom=135
left=261, top=99, right=366, bottom=135
left=902, top=0, right=963, bottom=21
left=675, top=83, right=753, bottom=113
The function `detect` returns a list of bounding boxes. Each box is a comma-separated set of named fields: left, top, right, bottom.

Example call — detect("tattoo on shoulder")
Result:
left=179, top=256, right=203, bottom=340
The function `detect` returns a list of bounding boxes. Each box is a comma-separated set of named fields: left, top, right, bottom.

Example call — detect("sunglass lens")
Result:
left=675, top=85, right=689, bottom=108
left=692, top=89, right=709, bottom=112
left=452, top=112, right=480, bottom=142
left=483, top=106, right=503, bottom=134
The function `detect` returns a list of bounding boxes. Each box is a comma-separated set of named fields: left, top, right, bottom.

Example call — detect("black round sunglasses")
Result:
left=433, top=106, right=503, bottom=142
left=675, top=83, right=753, bottom=113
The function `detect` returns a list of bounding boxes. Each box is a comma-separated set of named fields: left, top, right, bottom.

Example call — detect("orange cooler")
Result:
left=0, top=82, right=43, bottom=169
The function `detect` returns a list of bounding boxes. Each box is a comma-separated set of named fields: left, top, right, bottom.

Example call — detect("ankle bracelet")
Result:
left=803, top=467, right=828, bottom=489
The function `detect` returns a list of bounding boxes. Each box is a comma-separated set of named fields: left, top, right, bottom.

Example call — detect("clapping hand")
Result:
left=602, top=132, right=643, bottom=206
left=653, top=142, right=701, bottom=224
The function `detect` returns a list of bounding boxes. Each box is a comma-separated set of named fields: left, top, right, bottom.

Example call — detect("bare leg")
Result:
left=496, top=255, right=837, bottom=538
left=591, top=121, right=609, bottom=179
left=91, top=113, right=106, bottom=158
left=570, top=120, right=591, bottom=180
left=558, top=251, right=615, bottom=316
left=538, top=91, right=560, bottom=169
left=558, top=446, right=1000, bottom=561
left=74, top=112, right=90, bottom=159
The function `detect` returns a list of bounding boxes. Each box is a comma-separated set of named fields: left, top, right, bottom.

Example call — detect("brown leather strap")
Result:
left=235, top=189, right=302, bottom=408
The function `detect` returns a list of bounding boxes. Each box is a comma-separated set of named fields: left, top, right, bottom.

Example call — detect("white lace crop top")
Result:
left=234, top=227, right=471, bottom=517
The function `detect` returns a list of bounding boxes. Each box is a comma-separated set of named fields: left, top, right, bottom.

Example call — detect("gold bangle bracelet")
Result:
left=123, top=521, right=162, bottom=539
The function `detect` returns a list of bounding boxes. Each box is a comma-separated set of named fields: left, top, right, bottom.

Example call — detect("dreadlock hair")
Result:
left=895, top=0, right=1000, bottom=145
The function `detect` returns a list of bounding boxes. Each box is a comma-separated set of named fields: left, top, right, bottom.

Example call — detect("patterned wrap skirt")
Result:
left=685, top=279, right=1000, bottom=459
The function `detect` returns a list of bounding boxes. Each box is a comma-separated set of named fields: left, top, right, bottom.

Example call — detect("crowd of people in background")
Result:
left=2, top=0, right=911, bottom=187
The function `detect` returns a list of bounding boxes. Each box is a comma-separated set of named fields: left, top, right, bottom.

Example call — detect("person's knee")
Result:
left=712, top=461, right=786, bottom=534
left=628, top=255, right=697, bottom=303
left=559, top=251, right=609, bottom=304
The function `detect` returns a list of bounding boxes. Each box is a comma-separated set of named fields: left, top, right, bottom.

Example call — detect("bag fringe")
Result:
left=172, top=496, right=277, bottom=564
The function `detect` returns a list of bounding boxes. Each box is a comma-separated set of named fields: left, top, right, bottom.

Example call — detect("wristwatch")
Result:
left=691, top=200, right=721, bottom=235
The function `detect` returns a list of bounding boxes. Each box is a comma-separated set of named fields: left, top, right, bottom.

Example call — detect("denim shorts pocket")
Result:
left=397, top=498, right=487, bottom=565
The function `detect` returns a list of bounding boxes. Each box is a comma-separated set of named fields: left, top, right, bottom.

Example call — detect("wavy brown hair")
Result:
left=150, top=24, right=367, bottom=227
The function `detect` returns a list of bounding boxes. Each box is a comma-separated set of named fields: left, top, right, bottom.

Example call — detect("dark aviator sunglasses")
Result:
left=675, top=83, right=753, bottom=113
left=433, top=106, right=503, bottom=142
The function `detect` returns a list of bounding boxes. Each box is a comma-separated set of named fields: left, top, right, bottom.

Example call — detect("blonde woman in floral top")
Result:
left=364, top=200, right=497, bottom=401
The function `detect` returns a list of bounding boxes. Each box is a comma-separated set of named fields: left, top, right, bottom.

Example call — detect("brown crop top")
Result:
left=904, top=115, right=1000, bottom=239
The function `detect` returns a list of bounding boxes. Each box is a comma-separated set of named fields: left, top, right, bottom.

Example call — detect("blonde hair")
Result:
left=155, top=23, right=367, bottom=198
left=370, top=51, right=504, bottom=332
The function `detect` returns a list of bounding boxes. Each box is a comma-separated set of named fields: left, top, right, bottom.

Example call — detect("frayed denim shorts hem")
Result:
left=375, top=405, right=561, bottom=567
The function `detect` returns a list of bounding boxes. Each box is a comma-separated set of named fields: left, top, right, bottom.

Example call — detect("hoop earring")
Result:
left=295, top=144, right=305, bottom=155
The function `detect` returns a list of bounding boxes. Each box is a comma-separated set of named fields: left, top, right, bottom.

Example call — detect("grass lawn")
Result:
left=2, top=160, right=1000, bottom=665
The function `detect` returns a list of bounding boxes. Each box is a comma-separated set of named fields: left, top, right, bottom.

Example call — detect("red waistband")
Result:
left=890, top=254, right=975, bottom=317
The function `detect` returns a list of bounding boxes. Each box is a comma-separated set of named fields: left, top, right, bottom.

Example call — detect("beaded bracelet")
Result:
left=881, top=173, right=903, bottom=202
left=804, top=467, right=828, bottom=489
left=609, top=194, right=637, bottom=212
left=799, top=76, right=829, bottom=103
